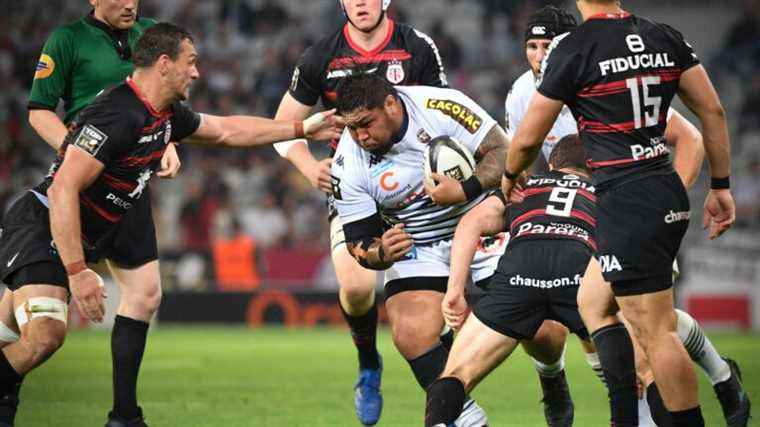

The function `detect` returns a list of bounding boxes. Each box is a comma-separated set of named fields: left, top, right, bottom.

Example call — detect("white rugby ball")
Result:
left=423, top=135, right=476, bottom=186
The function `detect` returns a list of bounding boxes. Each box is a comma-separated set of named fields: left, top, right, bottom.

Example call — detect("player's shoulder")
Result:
left=634, top=15, right=688, bottom=43
left=398, top=85, right=468, bottom=105
left=47, top=18, right=86, bottom=42
left=394, top=21, right=433, bottom=44
left=82, top=83, right=144, bottom=124
left=333, top=132, right=366, bottom=174
left=509, top=70, right=536, bottom=101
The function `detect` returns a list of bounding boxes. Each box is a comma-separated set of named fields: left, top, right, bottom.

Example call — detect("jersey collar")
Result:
left=587, top=11, right=631, bottom=21
left=85, top=11, right=132, bottom=60
left=390, top=96, right=409, bottom=145
left=343, top=19, right=395, bottom=57
left=126, top=77, right=171, bottom=119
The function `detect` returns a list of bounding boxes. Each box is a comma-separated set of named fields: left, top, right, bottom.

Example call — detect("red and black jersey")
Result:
left=538, top=12, right=700, bottom=188
left=502, top=171, right=597, bottom=252
left=288, top=20, right=447, bottom=111
left=34, top=78, right=200, bottom=247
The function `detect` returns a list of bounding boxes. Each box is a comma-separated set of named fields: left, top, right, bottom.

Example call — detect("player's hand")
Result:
left=442, top=288, right=469, bottom=332
left=307, top=158, right=333, bottom=193
left=380, top=224, right=413, bottom=262
left=424, top=173, right=467, bottom=206
left=68, top=268, right=107, bottom=323
left=501, top=175, right=525, bottom=204
left=702, top=189, right=735, bottom=240
left=303, top=109, right=344, bottom=141
left=157, top=143, right=181, bottom=178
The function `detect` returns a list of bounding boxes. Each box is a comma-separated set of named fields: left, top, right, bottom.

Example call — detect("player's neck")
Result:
left=345, top=17, right=391, bottom=51
left=92, top=9, right=116, bottom=30
left=130, top=70, right=174, bottom=113
left=579, top=3, right=624, bottom=21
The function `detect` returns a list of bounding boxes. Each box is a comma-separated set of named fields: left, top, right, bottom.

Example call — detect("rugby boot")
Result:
left=354, top=354, right=383, bottom=426
left=105, top=407, right=148, bottom=427
left=453, top=398, right=489, bottom=427
left=714, top=358, right=751, bottom=427
left=539, top=370, right=574, bottom=427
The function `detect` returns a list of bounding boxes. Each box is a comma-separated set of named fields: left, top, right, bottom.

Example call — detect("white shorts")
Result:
left=383, top=233, right=509, bottom=286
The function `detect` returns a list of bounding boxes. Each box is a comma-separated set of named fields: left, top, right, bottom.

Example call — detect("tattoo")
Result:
left=347, top=238, right=394, bottom=271
left=474, top=124, right=509, bottom=189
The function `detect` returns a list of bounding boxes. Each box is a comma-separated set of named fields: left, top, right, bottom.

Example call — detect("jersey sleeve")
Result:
left=426, top=89, right=498, bottom=155
left=659, top=24, right=700, bottom=72
left=537, top=34, right=579, bottom=104
left=412, top=29, right=448, bottom=88
left=28, top=27, right=76, bottom=110
left=170, top=101, right=202, bottom=141
left=287, top=46, right=323, bottom=107
left=68, top=107, right=138, bottom=166
left=331, top=137, right=378, bottom=228
left=504, top=84, right=524, bottom=138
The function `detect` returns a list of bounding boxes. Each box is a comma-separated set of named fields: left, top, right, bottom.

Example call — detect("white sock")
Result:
left=638, top=390, right=657, bottom=427
left=532, top=344, right=566, bottom=378
left=585, top=351, right=607, bottom=385
left=676, top=309, right=731, bottom=385
left=0, top=321, right=19, bottom=343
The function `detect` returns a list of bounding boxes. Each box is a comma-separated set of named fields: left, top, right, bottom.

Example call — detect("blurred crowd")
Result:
left=1, top=0, right=758, bottom=289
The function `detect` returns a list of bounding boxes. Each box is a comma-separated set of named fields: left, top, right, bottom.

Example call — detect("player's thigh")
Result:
left=107, top=259, right=161, bottom=295
left=13, top=284, right=69, bottom=337
left=616, top=288, right=677, bottom=345
left=444, top=313, right=518, bottom=392
left=578, top=256, right=618, bottom=332
left=0, top=291, right=16, bottom=330
left=385, top=289, right=446, bottom=358
left=520, top=320, right=569, bottom=362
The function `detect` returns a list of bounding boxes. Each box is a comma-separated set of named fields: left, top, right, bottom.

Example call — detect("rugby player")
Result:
left=24, top=2, right=179, bottom=425
left=425, top=135, right=594, bottom=427
left=505, top=6, right=750, bottom=426
left=331, top=72, right=509, bottom=426
left=271, top=1, right=448, bottom=424
left=502, top=1, right=738, bottom=425
left=0, top=23, right=339, bottom=427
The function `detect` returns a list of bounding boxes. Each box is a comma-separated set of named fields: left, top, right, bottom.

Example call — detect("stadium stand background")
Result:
left=2, top=0, right=758, bottom=328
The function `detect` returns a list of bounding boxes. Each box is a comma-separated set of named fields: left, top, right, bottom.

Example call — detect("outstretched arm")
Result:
left=181, top=110, right=341, bottom=147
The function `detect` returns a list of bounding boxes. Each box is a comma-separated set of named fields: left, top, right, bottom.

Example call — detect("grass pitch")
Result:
left=19, top=327, right=758, bottom=426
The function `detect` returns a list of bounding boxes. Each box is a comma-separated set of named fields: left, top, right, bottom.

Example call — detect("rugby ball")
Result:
left=423, top=135, right=476, bottom=186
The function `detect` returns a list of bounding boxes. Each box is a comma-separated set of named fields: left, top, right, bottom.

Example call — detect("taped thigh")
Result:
left=15, top=297, right=68, bottom=327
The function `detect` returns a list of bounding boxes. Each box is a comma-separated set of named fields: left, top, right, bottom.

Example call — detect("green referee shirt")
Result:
left=28, top=12, right=156, bottom=124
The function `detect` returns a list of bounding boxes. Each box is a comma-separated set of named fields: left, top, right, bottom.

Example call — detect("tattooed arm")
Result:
left=473, top=124, right=510, bottom=189
left=344, top=215, right=413, bottom=271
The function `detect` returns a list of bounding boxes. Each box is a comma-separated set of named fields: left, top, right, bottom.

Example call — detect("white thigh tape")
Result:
left=0, top=322, right=19, bottom=343
left=15, top=297, right=68, bottom=327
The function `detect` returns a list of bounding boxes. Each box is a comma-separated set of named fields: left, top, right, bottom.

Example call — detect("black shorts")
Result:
left=0, top=192, right=72, bottom=290
left=103, top=187, right=158, bottom=267
left=385, top=277, right=447, bottom=299
left=474, top=240, right=590, bottom=341
left=596, top=172, right=689, bottom=296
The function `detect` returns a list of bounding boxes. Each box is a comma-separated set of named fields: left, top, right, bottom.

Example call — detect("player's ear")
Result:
left=384, top=94, right=398, bottom=114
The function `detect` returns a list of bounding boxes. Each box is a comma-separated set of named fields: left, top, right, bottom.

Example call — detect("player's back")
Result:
left=506, top=170, right=596, bottom=252
left=539, top=12, right=700, bottom=188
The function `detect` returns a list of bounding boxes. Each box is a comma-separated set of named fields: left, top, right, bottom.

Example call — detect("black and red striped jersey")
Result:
left=288, top=20, right=447, bottom=111
left=503, top=171, right=596, bottom=252
left=34, top=78, right=200, bottom=246
left=538, top=12, right=699, bottom=188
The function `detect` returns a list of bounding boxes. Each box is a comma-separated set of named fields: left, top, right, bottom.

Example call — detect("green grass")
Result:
left=17, top=327, right=759, bottom=426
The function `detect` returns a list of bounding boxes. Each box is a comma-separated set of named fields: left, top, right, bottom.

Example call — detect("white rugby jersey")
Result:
left=332, top=85, right=497, bottom=245
left=505, top=69, right=676, bottom=161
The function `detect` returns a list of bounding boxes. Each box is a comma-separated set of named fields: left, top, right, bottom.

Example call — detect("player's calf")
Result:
left=426, top=377, right=466, bottom=427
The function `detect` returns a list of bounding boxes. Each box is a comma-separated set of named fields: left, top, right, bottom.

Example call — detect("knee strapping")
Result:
left=15, top=297, right=68, bottom=327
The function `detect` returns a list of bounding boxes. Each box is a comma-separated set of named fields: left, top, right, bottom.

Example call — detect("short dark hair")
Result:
left=133, top=22, right=195, bottom=68
left=336, top=71, right=397, bottom=115
left=548, top=134, right=588, bottom=173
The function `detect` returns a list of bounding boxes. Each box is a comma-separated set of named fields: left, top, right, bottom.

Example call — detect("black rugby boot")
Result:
left=714, top=358, right=751, bottom=427
left=539, top=370, right=574, bottom=427
left=105, top=407, right=148, bottom=427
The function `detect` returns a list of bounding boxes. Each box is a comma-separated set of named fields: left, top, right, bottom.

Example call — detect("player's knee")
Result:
left=392, top=322, right=439, bottom=359
left=532, top=320, right=568, bottom=348
left=25, top=319, right=66, bottom=362
left=340, top=283, right=373, bottom=309
left=123, top=280, right=162, bottom=316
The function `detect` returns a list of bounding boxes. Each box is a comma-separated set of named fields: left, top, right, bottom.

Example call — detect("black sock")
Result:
left=111, top=315, right=149, bottom=420
left=440, top=329, right=454, bottom=352
left=425, top=377, right=466, bottom=427
left=408, top=343, right=448, bottom=389
left=591, top=323, right=638, bottom=427
left=0, top=350, right=22, bottom=423
left=340, top=301, right=380, bottom=370
left=646, top=382, right=672, bottom=426
left=671, top=406, right=704, bottom=426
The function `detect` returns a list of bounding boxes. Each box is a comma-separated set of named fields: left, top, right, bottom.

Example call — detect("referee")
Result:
left=26, top=2, right=179, bottom=426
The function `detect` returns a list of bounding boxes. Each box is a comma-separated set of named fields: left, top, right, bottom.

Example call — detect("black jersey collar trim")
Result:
left=126, top=77, right=171, bottom=119
left=587, top=11, right=631, bottom=21
left=343, top=19, right=395, bottom=57
left=390, top=96, right=409, bottom=145
left=85, top=11, right=132, bottom=60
